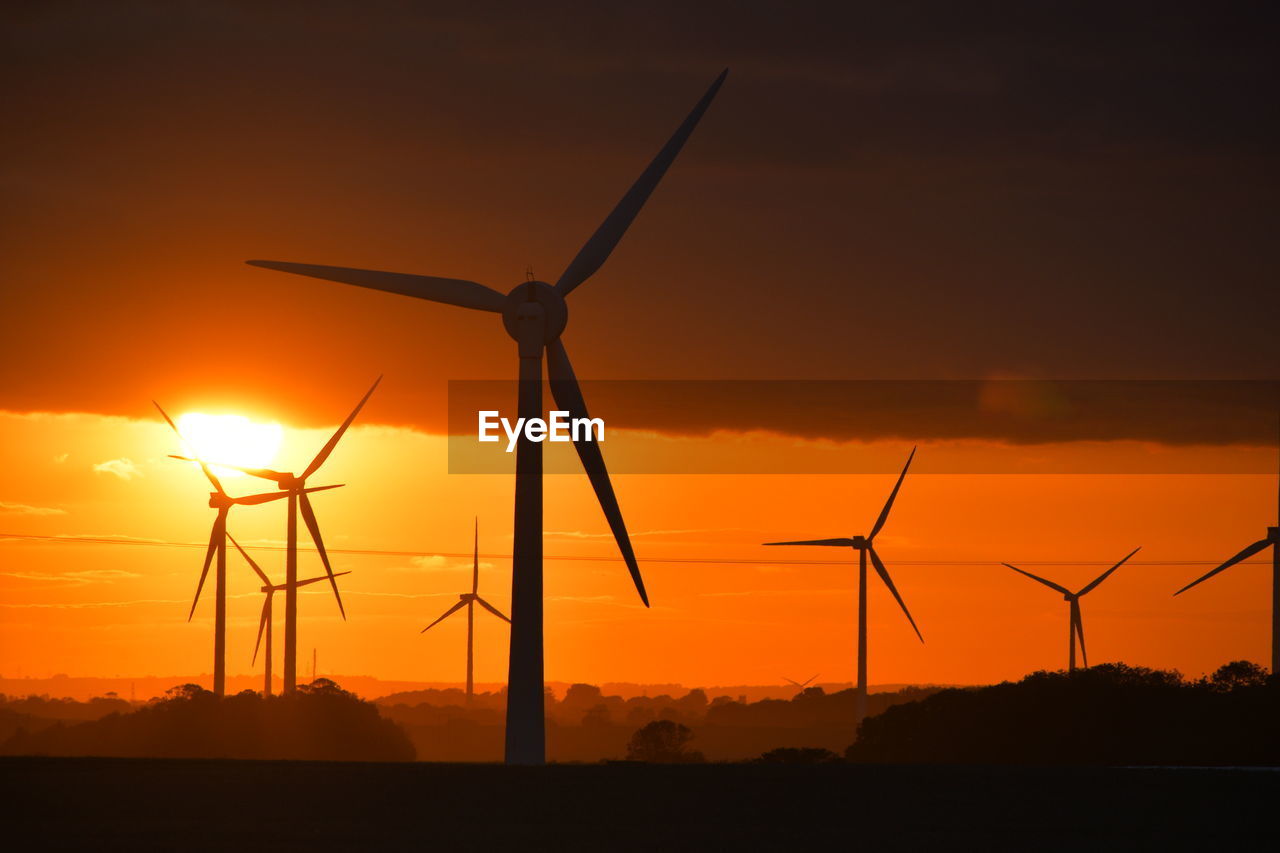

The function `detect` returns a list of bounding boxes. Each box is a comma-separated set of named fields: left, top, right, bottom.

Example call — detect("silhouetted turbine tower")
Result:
left=244, top=70, right=728, bottom=763
left=765, top=448, right=923, bottom=723
left=1175, top=438, right=1280, bottom=672
left=155, top=402, right=335, bottom=697
left=420, top=519, right=510, bottom=701
left=204, top=378, right=378, bottom=693
left=228, top=535, right=350, bottom=697
left=1003, top=547, right=1139, bottom=672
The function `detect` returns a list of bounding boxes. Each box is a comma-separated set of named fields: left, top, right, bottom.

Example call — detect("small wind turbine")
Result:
left=197, top=378, right=379, bottom=693
left=245, top=71, right=727, bottom=763
left=784, top=674, right=819, bottom=696
left=765, top=448, right=923, bottom=723
left=1174, top=437, right=1280, bottom=672
left=155, top=402, right=335, bottom=697
left=228, top=535, right=349, bottom=697
left=1003, top=547, right=1140, bottom=672
left=420, top=519, right=510, bottom=701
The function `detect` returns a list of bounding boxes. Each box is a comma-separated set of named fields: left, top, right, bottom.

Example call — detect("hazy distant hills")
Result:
left=0, top=674, right=948, bottom=703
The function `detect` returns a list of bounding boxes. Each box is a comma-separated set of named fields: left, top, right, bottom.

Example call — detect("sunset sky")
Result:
left=2, top=2, right=1277, bottom=691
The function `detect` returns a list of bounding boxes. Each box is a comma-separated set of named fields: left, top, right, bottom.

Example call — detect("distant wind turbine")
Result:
left=155, top=402, right=336, bottom=698
left=420, top=519, right=510, bottom=701
left=228, top=535, right=350, bottom=697
left=784, top=674, right=819, bottom=696
left=1003, top=547, right=1140, bottom=672
left=1175, top=437, right=1280, bottom=672
left=765, top=447, right=923, bottom=723
left=197, top=378, right=379, bottom=693
left=244, top=70, right=728, bottom=763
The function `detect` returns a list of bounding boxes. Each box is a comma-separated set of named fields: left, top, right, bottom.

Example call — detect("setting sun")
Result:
left=174, top=412, right=283, bottom=475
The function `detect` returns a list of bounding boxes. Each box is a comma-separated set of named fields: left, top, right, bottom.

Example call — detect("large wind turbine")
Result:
left=1003, top=547, right=1139, bottom=672
left=784, top=674, right=819, bottom=696
left=764, top=448, right=923, bottom=723
left=1174, top=445, right=1280, bottom=672
left=244, top=70, right=727, bottom=763
left=228, top=535, right=350, bottom=696
left=196, top=378, right=378, bottom=693
left=420, top=519, right=510, bottom=701
left=155, top=403, right=335, bottom=697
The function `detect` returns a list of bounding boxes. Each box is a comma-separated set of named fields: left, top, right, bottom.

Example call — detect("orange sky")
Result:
left=3, top=5, right=1277, bottom=693
left=1, top=408, right=1274, bottom=688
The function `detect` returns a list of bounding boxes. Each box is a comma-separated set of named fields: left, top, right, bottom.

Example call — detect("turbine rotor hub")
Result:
left=850, top=535, right=868, bottom=550
left=209, top=493, right=233, bottom=509
left=502, top=280, right=568, bottom=345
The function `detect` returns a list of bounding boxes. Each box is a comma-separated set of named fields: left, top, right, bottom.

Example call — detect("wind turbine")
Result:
left=764, top=448, right=923, bottom=723
left=420, top=519, right=510, bottom=701
left=784, top=674, right=819, bottom=696
left=228, top=535, right=350, bottom=697
left=244, top=70, right=727, bottom=763
left=1174, top=442, right=1280, bottom=672
left=1003, top=547, right=1140, bottom=672
left=195, top=378, right=379, bottom=693
left=154, top=402, right=336, bottom=697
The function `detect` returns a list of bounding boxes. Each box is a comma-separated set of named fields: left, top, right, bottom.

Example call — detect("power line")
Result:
left=0, top=532, right=1265, bottom=567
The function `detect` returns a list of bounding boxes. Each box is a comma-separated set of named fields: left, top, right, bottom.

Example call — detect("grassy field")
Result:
left=2, top=757, right=1276, bottom=850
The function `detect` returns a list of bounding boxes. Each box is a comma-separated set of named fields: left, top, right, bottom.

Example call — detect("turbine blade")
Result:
left=869, top=446, right=916, bottom=541
left=302, top=377, right=381, bottom=480
left=1072, top=601, right=1088, bottom=669
left=475, top=596, right=511, bottom=623
left=869, top=548, right=923, bottom=643
left=763, top=538, right=855, bottom=547
left=190, top=511, right=225, bottom=621
left=204, top=462, right=288, bottom=482
left=420, top=599, right=467, bottom=632
left=1003, top=563, right=1072, bottom=596
left=1077, top=546, right=1140, bottom=596
left=472, top=517, right=480, bottom=595
left=1174, top=538, right=1273, bottom=596
left=804, top=674, right=818, bottom=687
left=295, top=570, right=352, bottom=588
left=155, top=401, right=226, bottom=495
left=555, top=69, right=728, bottom=295
left=546, top=339, right=648, bottom=606
left=784, top=678, right=802, bottom=687
left=246, top=261, right=506, bottom=313
left=253, top=593, right=271, bottom=666
left=232, top=490, right=295, bottom=506
left=299, top=491, right=345, bottom=619
left=227, top=533, right=271, bottom=586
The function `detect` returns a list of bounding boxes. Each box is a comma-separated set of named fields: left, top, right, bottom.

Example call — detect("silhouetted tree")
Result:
left=1208, top=660, right=1269, bottom=691
left=846, top=662, right=1280, bottom=766
left=2, top=678, right=414, bottom=761
left=626, top=720, right=704, bottom=763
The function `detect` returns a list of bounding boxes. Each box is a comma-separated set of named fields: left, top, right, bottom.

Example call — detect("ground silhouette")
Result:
left=847, top=661, right=1280, bottom=765
left=2, top=679, right=413, bottom=761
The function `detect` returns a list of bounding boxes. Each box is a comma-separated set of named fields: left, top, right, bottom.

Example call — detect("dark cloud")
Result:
left=1, top=1, right=1276, bottom=428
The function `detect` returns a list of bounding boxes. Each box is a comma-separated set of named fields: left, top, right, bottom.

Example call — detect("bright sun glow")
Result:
left=175, top=413, right=283, bottom=476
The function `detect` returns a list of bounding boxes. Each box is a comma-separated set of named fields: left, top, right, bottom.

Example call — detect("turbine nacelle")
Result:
left=501, top=280, right=567, bottom=345
left=850, top=535, right=869, bottom=550
left=460, top=592, right=478, bottom=603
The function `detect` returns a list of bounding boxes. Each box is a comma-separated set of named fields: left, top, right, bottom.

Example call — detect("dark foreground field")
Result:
left=2, top=757, right=1277, bottom=851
